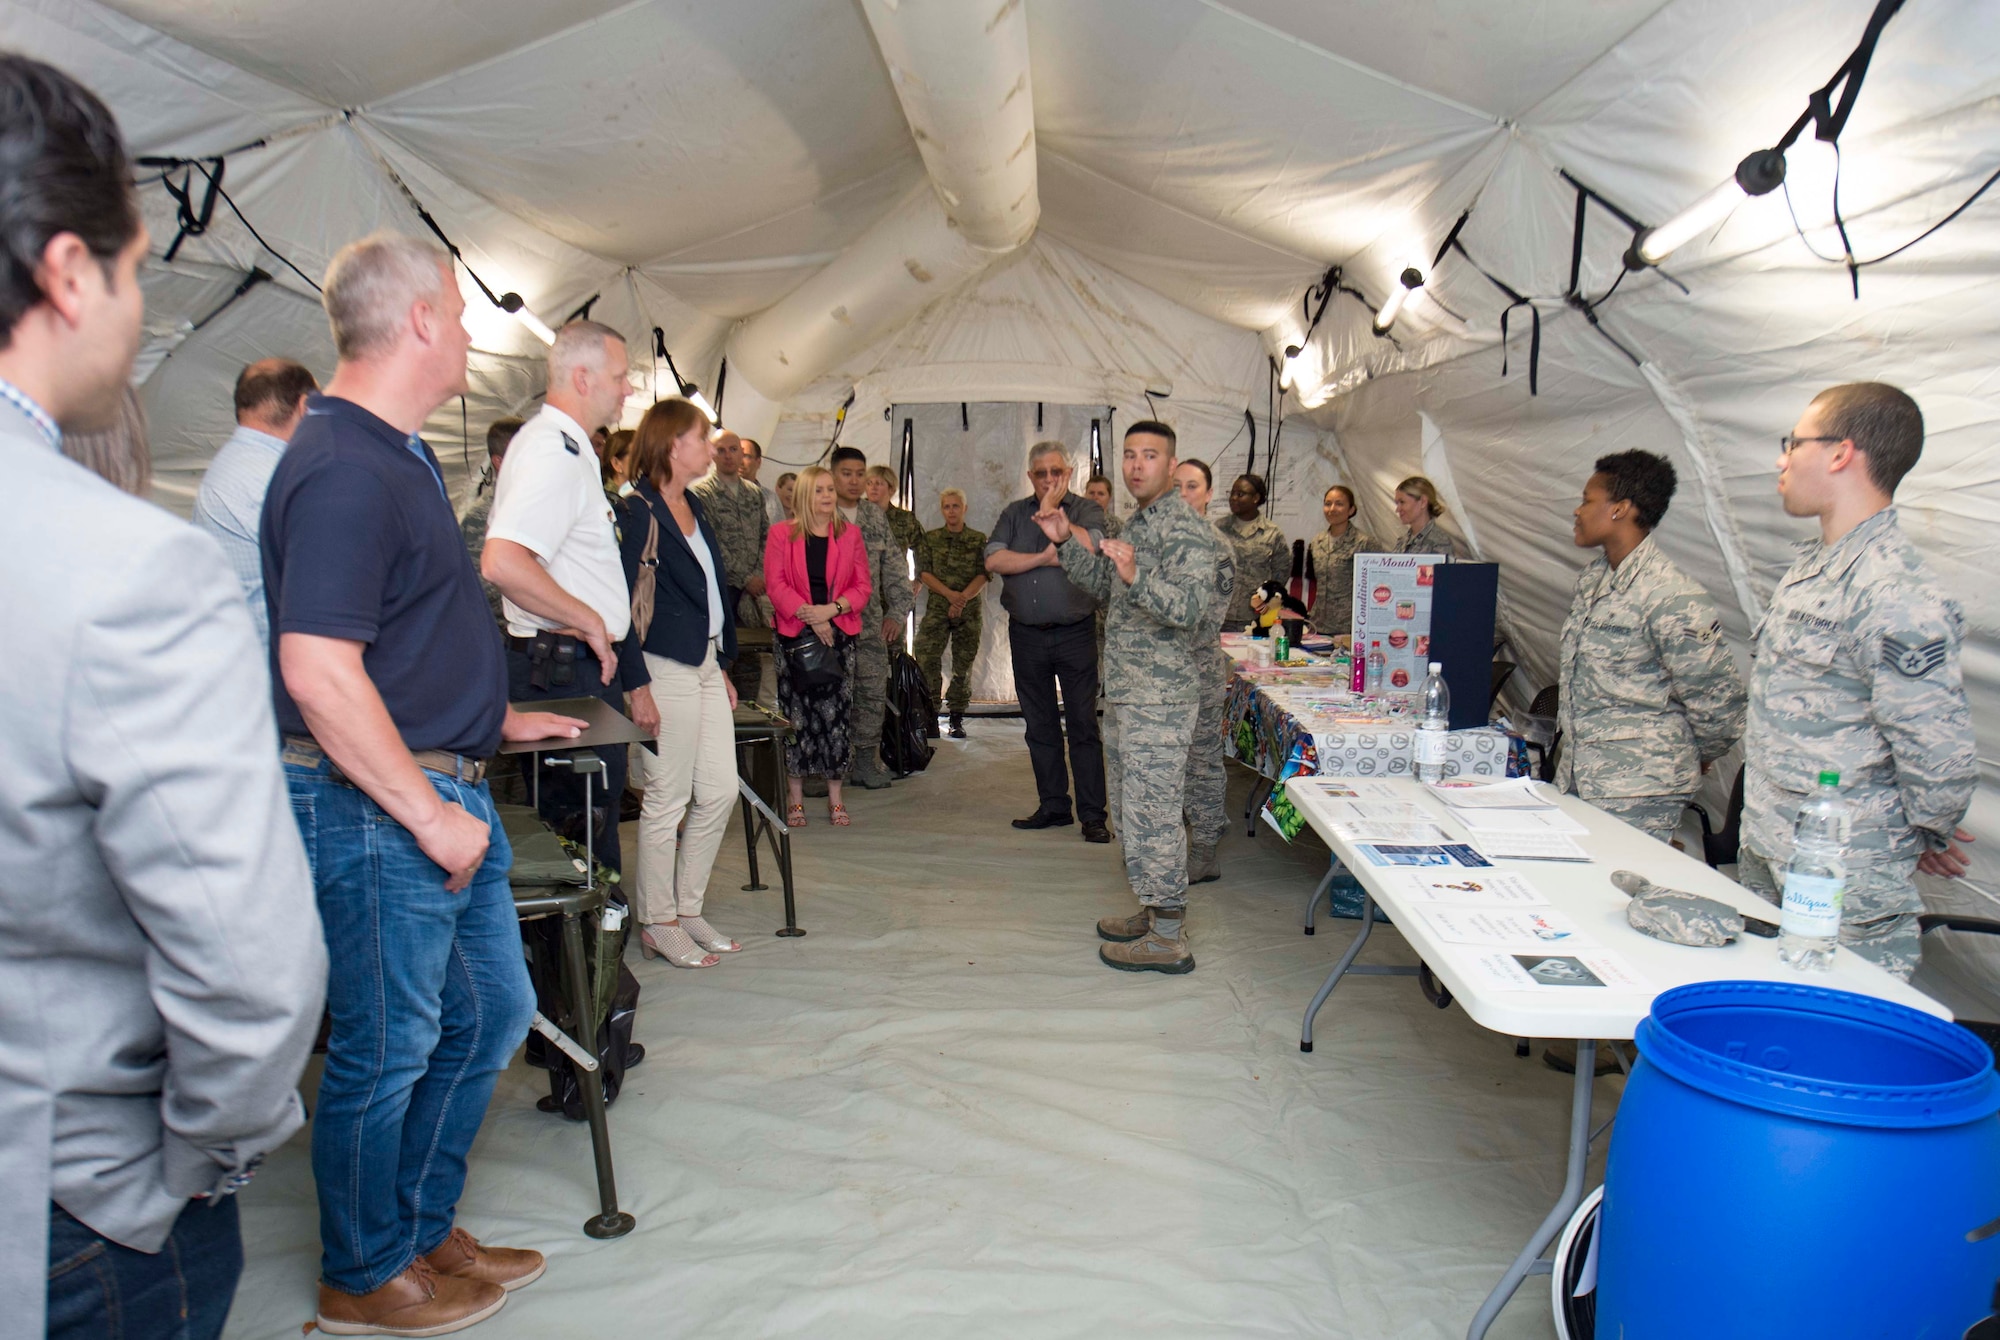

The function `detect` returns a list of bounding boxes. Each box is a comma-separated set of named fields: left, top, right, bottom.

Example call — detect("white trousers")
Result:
left=633, top=647, right=738, bottom=924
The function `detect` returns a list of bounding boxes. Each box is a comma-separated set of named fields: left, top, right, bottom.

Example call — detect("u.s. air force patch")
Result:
left=1883, top=635, right=1947, bottom=679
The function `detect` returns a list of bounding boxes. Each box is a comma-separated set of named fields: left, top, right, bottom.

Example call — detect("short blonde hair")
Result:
left=865, top=463, right=897, bottom=485
left=322, top=231, right=450, bottom=360
left=790, top=465, right=847, bottom=540
left=939, top=487, right=966, bottom=505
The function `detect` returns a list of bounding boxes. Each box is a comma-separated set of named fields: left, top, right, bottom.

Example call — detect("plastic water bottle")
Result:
left=1365, top=640, right=1386, bottom=695
left=1780, top=770, right=1850, bottom=970
left=1415, top=662, right=1451, bottom=783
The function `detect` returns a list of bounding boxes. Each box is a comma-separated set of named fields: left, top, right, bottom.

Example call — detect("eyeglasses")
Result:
left=1780, top=434, right=1841, bottom=455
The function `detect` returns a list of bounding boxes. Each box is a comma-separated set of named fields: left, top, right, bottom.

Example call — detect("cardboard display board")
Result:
left=1352, top=552, right=1442, bottom=691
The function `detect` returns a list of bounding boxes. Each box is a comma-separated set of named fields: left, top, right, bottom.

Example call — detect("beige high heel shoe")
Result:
left=680, top=916, right=740, bottom=954
left=639, top=923, right=719, bottom=968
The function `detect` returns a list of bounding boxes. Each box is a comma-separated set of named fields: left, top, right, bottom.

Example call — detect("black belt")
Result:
left=506, top=632, right=602, bottom=656
left=282, top=735, right=488, bottom=786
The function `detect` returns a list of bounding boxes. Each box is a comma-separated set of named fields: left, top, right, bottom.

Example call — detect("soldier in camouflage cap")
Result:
left=915, top=488, right=988, bottom=736
left=833, top=448, right=916, bottom=788
left=1558, top=449, right=1746, bottom=842
left=1740, top=384, right=1977, bottom=979
left=1172, top=458, right=1235, bottom=885
left=1037, top=421, right=1213, bottom=975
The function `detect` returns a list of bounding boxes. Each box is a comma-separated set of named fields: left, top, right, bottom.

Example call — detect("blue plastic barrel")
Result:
left=1596, top=979, right=2000, bottom=1337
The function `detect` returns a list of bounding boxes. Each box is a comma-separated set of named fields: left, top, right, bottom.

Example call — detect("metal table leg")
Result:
left=557, top=908, right=634, bottom=1240
left=737, top=777, right=805, bottom=937
left=1243, top=774, right=1273, bottom=836
left=1302, top=859, right=1338, bottom=936
left=1467, top=1040, right=1597, bottom=1339
left=1299, top=893, right=1419, bottom=1052
left=740, top=786, right=767, bottom=892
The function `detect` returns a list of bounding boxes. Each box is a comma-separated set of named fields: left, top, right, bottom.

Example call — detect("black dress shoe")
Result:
left=1012, top=810, right=1074, bottom=830
left=1080, top=820, right=1112, bottom=844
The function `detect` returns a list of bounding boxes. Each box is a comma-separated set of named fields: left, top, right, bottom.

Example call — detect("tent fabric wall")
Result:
left=3, top=0, right=1995, bottom=960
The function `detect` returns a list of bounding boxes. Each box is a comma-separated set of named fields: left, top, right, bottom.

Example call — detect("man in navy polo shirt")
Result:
left=262, top=231, right=584, bottom=1339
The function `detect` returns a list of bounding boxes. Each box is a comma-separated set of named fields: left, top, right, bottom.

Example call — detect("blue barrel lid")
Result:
left=1635, top=980, right=2000, bottom=1130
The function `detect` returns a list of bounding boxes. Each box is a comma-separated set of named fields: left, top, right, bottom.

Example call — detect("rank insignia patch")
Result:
left=1883, top=635, right=1947, bottom=679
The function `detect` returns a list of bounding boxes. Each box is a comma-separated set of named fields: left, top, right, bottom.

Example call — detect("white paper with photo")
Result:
left=1331, top=821, right=1454, bottom=844
left=1430, top=777, right=1558, bottom=810
left=1453, top=806, right=1590, bottom=837
left=1414, top=905, right=1589, bottom=949
left=1469, top=831, right=1592, bottom=862
left=1384, top=869, right=1551, bottom=907
left=1466, top=949, right=1652, bottom=994
left=1306, top=778, right=1405, bottom=802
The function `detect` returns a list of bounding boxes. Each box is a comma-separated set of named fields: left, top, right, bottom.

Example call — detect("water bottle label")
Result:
left=1780, top=871, right=1843, bottom=938
left=1416, top=729, right=1447, bottom=765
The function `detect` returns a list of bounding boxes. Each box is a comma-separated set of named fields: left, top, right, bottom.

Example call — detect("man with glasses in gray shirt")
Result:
left=985, top=441, right=1110, bottom=841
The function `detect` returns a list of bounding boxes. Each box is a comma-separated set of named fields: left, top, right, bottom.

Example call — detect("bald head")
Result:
left=233, top=357, right=317, bottom=440
left=713, top=429, right=743, bottom=477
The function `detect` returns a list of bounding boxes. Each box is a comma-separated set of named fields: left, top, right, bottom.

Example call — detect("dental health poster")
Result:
left=1352, top=552, right=1441, bottom=692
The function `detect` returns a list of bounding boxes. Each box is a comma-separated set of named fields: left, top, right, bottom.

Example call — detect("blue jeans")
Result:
left=285, top=754, right=536, bottom=1295
left=46, top=1197, right=241, bottom=1340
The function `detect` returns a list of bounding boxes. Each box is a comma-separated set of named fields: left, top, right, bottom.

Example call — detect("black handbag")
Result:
left=778, top=627, right=845, bottom=690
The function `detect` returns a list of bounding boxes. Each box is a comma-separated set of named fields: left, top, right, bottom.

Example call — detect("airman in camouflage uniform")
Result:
left=1306, top=485, right=1373, bottom=638
left=866, top=465, right=925, bottom=561
left=1048, top=424, right=1212, bottom=974
left=1214, top=508, right=1289, bottom=628
left=835, top=450, right=915, bottom=787
left=915, top=495, right=988, bottom=728
left=692, top=438, right=773, bottom=702
left=1737, top=385, right=1977, bottom=980
left=1740, top=507, right=1974, bottom=976
left=1556, top=452, right=1744, bottom=844
left=1392, top=477, right=1468, bottom=560
left=1557, top=535, right=1745, bottom=840
left=1170, top=460, right=1235, bottom=884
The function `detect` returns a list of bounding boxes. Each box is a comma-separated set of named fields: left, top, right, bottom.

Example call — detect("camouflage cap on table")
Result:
left=1611, top=869, right=1742, bottom=947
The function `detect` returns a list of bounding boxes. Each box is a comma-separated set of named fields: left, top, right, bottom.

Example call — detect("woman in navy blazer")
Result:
left=764, top=465, right=870, bottom=825
left=618, top=399, right=742, bottom=968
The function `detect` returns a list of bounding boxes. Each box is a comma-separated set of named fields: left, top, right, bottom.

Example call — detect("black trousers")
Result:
left=1009, top=618, right=1106, bottom=823
left=506, top=641, right=627, bottom=874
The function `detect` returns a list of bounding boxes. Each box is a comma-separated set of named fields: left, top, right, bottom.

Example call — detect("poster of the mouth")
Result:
left=1352, top=552, right=1441, bottom=692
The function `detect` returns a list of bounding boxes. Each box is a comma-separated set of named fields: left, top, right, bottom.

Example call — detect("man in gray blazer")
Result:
left=0, top=56, right=327, bottom=1340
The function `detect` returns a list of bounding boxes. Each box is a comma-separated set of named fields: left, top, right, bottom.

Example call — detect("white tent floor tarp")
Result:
left=226, top=732, right=1623, bottom=1340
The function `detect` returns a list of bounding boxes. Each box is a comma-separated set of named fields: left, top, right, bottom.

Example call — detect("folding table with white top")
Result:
left=1284, top=776, right=1950, bottom=1339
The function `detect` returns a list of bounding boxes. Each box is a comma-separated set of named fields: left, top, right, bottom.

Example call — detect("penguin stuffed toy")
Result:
left=1250, top=580, right=1309, bottom=642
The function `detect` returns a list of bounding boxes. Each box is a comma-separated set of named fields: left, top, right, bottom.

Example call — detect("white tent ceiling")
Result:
left=5, top=0, right=1997, bottom=945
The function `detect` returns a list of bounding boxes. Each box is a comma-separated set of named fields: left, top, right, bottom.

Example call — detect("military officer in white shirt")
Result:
left=481, top=319, right=638, bottom=871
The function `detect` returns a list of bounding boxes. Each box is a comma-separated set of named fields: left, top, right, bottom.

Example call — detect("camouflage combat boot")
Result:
left=1099, top=925, right=1194, bottom=974
left=1096, top=907, right=1152, bottom=942
left=1186, top=842, right=1221, bottom=884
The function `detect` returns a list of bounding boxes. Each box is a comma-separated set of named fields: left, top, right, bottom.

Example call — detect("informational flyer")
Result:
left=1353, top=552, right=1442, bottom=691
left=1467, top=949, right=1652, bottom=993
left=1385, top=869, right=1550, bottom=906
left=1415, top=905, right=1587, bottom=948
left=1354, top=842, right=1493, bottom=869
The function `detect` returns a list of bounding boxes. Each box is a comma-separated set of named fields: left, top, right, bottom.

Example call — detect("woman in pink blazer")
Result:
left=763, top=465, right=871, bottom=825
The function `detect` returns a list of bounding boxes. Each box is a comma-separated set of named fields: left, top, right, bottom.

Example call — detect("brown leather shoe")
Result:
left=315, top=1260, right=506, bottom=1336
left=423, top=1227, right=547, bottom=1292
